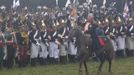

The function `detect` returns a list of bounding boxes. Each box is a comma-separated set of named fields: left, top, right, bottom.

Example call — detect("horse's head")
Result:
left=69, top=26, right=84, bottom=45
left=69, top=26, right=83, bottom=39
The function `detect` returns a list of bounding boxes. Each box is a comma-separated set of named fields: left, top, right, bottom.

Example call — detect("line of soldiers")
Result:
left=0, top=5, right=78, bottom=69
left=0, top=2, right=133, bottom=69
left=86, top=15, right=134, bottom=58
left=0, top=17, right=77, bottom=68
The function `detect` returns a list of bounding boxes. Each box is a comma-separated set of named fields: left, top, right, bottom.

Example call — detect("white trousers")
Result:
left=59, top=44, right=67, bottom=56
left=68, top=41, right=77, bottom=55
left=49, top=42, right=59, bottom=59
left=117, top=36, right=126, bottom=50
left=39, top=42, right=48, bottom=59
left=3, top=46, right=7, bottom=60
left=110, top=39, right=117, bottom=51
left=30, top=43, right=40, bottom=58
left=126, top=37, right=134, bottom=50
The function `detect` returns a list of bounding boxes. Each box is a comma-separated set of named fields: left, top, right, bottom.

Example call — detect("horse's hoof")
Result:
left=79, top=71, right=82, bottom=75
left=79, top=73, right=82, bottom=75
left=109, top=71, right=113, bottom=75
left=85, top=72, right=89, bottom=75
left=96, top=71, right=102, bottom=75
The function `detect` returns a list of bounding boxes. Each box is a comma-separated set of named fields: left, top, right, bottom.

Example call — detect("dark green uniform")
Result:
left=0, top=33, right=4, bottom=68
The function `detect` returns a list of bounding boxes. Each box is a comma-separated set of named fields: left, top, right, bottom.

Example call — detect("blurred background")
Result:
left=0, top=0, right=133, bottom=12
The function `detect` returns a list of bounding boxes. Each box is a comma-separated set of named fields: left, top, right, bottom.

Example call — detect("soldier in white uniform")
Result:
left=48, top=25, right=59, bottom=64
left=29, top=25, right=40, bottom=66
left=116, top=16, right=126, bottom=57
left=39, top=22, right=48, bottom=65
left=110, top=19, right=118, bottom=52
left=57, top=19, right=68, bottom=64
left=68, top=36, right=77, bottom=63
left=126, top=17, right=134, bottom=56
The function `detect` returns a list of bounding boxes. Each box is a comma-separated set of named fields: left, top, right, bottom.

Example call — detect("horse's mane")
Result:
left=73, top=26, right=92, bottom=50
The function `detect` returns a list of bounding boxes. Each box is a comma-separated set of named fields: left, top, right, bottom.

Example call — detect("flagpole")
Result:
left=12, top=0, right=20, bottom=10
left=56, top=0, right=59, bottom=8
left=123, top=2, right=130, bottom=23
left=129, top=1, right=133, bottom=16
left=103, top=0, right=106, bottom=8
left=65, top=0, right=71, bottom=8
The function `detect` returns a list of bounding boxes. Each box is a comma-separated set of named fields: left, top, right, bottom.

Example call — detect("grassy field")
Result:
left=0, top=57, right=134, bottom=75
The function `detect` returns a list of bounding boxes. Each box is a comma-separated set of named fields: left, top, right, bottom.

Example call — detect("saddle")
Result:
left=97, top=36, right=106, bottom=48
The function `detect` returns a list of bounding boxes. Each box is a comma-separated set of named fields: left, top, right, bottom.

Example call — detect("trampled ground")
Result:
left=0, top=57, right=134, bottom=75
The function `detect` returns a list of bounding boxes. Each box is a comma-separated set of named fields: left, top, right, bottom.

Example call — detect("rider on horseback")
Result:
left=96, top=20, right=106, bottom=48
left=84, top=13, right=105, bottom=52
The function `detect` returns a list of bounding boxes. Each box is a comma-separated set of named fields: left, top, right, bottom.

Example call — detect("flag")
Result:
left=123, top=2, right=130, bottom=21
left=73, top=0, right=79, bottom=6
left=13, top=0, right=16, bottom=8
left=16, top=0, right=20, bottom=7
left=87, top=0, right=92, bottom=5
left=129, top=1, right=133, bottom=16
left=65, top=0, right=71, bottom=7
left=56, top=0, right=59, bottom=7
left=103, top=0, right=107, bottom=7
left=73, top=0, right=76, bottom=4
left=129, top=1, right=133, bottom=5
left=13, top=0, right=20, bottom=8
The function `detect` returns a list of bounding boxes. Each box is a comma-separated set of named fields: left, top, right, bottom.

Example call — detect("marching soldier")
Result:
left=103, top=18, right=110, bottom=36
left=48, top=23, right=59, bottom=64
left=4, top=27, right=16, bottom=68
left=68, top=10, right=82, bottom=62
left=39, top=20, right=48, bottom=65
left=126, top=17, right=134, bottom=56
left=29, top=23, right=40, bottom=66
left=0, top=30, right=4, bottom=69
left=116, top=16, right=126, bottom=57
left=16, top=26, right=29, bottom=67
left=109, top=18, right=118, bottom=53
left=68, top=36, right=77, bottom=63
left=57, top=19, right=68, bottom=64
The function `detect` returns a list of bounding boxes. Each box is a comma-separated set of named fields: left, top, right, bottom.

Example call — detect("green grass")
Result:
left=0, top=57, right=134, bottom=75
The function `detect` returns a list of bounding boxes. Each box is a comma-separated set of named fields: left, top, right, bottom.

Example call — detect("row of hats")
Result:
left=36, top=6, right=48, bottom=10
left=31, top=18, right=67, bottom=26
left=0, top=5, right=48, bottom=10
left=96, top=16, right=133, bottom=25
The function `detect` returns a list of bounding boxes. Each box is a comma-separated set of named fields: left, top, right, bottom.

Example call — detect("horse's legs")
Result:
left=108, top=58, right=112, bottom=73
left=97, top=57, right=105, bottom=72
left=79, top=60, right=83, bottom=75
left=98, top=61, right=104, bottom=72
left=97, top=59, right=105, bottom=75
left=84, top=60, right=88, bottom=75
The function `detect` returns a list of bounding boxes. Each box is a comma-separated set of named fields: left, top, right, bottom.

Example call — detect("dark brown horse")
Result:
left=69, top=26, right=114, bottom=75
